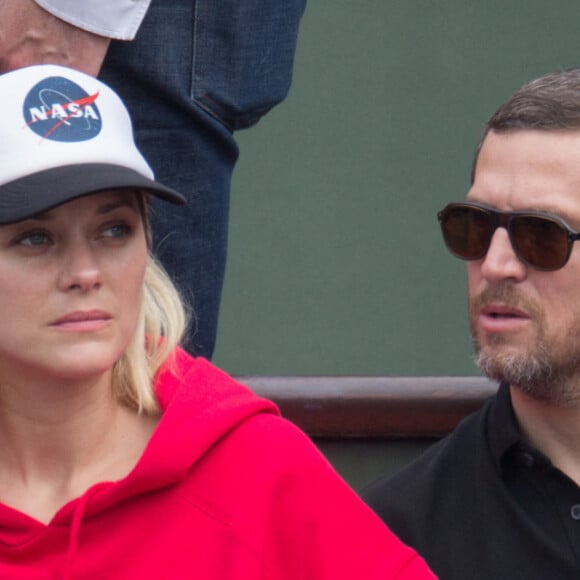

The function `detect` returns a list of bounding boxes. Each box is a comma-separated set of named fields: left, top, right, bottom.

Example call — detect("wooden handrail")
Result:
left=239, top=375, right=498, bottom=439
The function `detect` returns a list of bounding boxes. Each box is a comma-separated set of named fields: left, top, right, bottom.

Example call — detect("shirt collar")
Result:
left=487, top=382, right=553, bottom=473
left=488, top=382, right=523, bottom=471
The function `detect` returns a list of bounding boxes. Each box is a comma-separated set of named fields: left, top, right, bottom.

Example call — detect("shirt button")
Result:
left=570, top=505, right=580, bottom=520
left=519, top=452, right=535, bottom=468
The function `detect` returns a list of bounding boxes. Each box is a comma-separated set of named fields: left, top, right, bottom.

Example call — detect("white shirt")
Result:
left=34, top=0, right=152, bottom=40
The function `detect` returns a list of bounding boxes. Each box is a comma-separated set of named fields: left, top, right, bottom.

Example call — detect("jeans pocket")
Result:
left=192, top=0, right=306, bottom=131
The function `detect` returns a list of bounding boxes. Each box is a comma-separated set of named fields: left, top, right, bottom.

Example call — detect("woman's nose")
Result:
left=57, top=243, right=102, bottom=292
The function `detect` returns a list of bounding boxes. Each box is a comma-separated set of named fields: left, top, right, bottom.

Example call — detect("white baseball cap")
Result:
left=0, top=64, right=185, bottom=224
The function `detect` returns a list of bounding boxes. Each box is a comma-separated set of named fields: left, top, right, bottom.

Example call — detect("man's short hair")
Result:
left=471, top=68, right=580, bottom=182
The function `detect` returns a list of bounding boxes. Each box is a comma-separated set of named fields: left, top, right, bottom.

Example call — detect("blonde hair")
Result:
left=111, top=199, right=189, bottom=414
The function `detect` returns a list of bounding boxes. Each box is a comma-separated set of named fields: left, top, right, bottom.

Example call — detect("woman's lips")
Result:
left=51, top=310, right=112, bottom=332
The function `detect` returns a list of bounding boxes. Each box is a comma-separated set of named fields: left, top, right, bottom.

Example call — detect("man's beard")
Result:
left=470, top=283, right=580, bottom=406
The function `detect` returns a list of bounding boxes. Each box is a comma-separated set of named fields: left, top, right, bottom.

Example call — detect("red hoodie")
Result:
left=0, top=349, right=435, bottom=579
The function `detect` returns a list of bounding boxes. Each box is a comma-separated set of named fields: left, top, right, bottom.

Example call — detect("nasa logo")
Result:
left=23, top=76, right=102, bottom=142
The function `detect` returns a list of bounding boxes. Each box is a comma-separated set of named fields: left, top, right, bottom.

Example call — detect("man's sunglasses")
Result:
left=437, top=201, right=580, bottom=271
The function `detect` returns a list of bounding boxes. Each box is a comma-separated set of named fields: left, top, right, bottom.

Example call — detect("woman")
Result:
left=0, top=65, right=434, bottom=578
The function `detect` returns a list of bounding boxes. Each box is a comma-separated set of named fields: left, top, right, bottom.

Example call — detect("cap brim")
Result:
left=0, top=163, right=186, bottom=224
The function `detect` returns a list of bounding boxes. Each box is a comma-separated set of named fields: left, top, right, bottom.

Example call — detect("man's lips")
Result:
left=480, top=304, right=529, bottom=319
left=478, top=304, right=530, bottom=332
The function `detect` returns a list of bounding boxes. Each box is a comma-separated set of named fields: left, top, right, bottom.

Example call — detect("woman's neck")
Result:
left=0, top=371, right=158, bottom=523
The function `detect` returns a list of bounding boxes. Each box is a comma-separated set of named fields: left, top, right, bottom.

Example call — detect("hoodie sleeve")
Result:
left=207, top=412, right=437, bottom=579
left=34, top=0, right=151, bottom=40
left=265, top=417, right=436, bottom=578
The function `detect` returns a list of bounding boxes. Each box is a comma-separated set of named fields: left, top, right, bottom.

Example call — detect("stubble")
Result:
left=470, top=283, right=580, bottom=406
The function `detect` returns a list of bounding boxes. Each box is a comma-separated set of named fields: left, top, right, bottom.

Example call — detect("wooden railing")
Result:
left=241, top=375, right=498, bottom=439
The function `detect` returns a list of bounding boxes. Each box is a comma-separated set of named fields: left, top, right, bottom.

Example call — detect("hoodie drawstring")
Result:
left=63, top=490, right=93, bottom=580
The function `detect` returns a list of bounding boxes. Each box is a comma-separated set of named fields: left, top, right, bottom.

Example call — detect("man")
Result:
left=0, top=0, right=306, bottom=358
left=363, top=68, right=580, bottom=579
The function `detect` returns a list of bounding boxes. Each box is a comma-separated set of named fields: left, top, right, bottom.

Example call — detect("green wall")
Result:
left=213, top=1, right=580, bottom=376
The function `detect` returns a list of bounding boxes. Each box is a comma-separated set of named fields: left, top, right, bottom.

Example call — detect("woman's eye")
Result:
left=18, top=231, right=50, bottom=247
left=103, top=223, right=132, bottom=239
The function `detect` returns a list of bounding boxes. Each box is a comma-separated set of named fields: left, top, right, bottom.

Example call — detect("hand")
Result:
left=0, top=0, right=110, bottom=76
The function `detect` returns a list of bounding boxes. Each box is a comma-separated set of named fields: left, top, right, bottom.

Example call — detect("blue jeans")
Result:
left=99, top=0, right=306, bottom=358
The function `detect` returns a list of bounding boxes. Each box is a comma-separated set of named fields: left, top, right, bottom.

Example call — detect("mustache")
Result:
left=470, top=283, right=541, bottom=319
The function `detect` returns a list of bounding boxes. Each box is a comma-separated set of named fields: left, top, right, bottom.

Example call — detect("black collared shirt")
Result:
left=363, top=383, right=580, bottom=580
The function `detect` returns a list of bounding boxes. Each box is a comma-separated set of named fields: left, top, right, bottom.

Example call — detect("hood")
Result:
left=0, top=348, right=279, bottom=578
left=67, top=348, right=279, bottom=519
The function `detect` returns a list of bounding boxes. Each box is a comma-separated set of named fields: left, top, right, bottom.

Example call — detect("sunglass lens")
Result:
left=511, top=216, right=570, bottom=270
left=439, top=205, right=493, bottom=260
